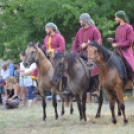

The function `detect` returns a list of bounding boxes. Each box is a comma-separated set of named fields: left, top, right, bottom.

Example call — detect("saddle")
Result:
left=113, top=49, right=133, bottom=81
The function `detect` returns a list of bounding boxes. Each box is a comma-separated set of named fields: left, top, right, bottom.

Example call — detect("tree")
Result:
left=0, top=0, right=134, bottom=60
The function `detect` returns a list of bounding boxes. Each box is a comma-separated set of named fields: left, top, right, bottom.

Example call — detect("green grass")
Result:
left=1, top=100, right=134, bottom=134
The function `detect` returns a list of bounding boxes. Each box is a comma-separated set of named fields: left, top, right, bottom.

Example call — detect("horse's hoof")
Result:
left=95, top=114, right=100, bottom=118
left=70, top=109, right=74, bottom=114
left=80, top=116, right=83, bottom=121
left=118, top=112, right=121, bottom=116
left=55, top=115, right=58, bottom=120
left=112, top=120, right=117, bottom=124
left=124, top=119, right=128, bottom=124
left=84, top=117, right=87, bottom=121
left=43, top=116, right=46, bottom=121
left=61, top=111, right=65, bottom=116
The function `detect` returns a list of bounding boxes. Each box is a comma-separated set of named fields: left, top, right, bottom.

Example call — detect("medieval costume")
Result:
left=72, top=13, right=102, bottom=77
left=113, top=11, right=134, bottom=72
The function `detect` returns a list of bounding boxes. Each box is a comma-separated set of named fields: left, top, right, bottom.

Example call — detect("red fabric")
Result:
left=0, top=81, right=6, bottom=85
left=44, top=33, right=66, bottom=52
left=32, top=68, right=38, bottom=77
left=114, top=23, right=134, bottom=71
left=72, top=26, right=102, bottom=77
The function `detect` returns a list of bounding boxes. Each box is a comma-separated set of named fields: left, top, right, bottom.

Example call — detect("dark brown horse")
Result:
left=87, top=41, right=133, bottom=124
left=51, top=52, right=105, bottom=121
left=24, top=42, right=74, bottom=121
left=51, top=52, right=89, bottom=121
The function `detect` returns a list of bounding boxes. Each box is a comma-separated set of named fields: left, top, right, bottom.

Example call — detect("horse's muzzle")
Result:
left=87, top=62, right=95, bottom=70
left=52, top=76, right=60, bottom=85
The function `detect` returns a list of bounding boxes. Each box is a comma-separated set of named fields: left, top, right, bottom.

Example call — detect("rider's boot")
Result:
left=62, top=76, right=71, bottom=95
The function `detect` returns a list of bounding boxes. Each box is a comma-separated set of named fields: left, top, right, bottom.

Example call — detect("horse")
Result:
left=24, top=42, right=74, bottom=121
left=51, top=51, right=104, bottom=121
left=87, top=41, right=133, bottom=124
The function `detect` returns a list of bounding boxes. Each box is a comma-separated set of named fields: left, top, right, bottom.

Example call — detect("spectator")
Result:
left=3, top=77, right=20, bottom=109
left=21, top=62, right=37, bottom=108
left=13, top=63, right=20, bottom=77
left=7, top=60, right=15, bottom=77
left=1, top=63, right=10, bottom=80
left=16, top=52, right=27, bottom=106
left=0, top=76, right=6, bottom=104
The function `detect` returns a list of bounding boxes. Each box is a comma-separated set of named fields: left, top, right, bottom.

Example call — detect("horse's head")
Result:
left=52, top=52, right=68, bottom=84
left=24, top=42, right=42, bottom=67
left=87, top=42, right=102, bottom=70
left=87, top=41, right=112, bottom=69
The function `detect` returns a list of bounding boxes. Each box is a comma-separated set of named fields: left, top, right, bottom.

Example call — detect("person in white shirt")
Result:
left=21, top=61, right=37, bottom=108
left=1, top=63, right=10, bottom=80
left=16, top=52, right=27, bottom=106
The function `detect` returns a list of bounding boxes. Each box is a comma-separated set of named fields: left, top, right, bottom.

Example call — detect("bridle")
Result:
left=26, top=45, right=46, bottom=65
left=55, top=52, right=69, bottom=78
left=87, top=48, right=115, bottom=66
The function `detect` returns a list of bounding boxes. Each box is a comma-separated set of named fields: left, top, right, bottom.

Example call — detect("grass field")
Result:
left=1, top=99, right=134, bottom=134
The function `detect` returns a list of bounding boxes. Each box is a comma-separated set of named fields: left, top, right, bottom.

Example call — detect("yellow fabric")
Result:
left=48, top=36, right=54, bottom=52
left=31, top=76, right=37, bottom=80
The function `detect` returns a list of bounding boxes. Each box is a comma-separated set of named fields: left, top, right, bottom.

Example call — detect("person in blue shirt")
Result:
left=7, top=60, right=15, bottom=76
left=0, top=76, right=6, bottom=104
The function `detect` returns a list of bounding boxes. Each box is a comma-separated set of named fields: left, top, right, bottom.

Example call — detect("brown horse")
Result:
left=24, top=42, right=74, bottom=121
left=87, top=41, right=133, bottom=124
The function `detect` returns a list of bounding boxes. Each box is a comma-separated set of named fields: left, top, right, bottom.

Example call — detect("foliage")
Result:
left=0, top=0, right=134, bottom=60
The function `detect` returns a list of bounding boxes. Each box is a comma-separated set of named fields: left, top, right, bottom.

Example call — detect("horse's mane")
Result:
left=79, top=54, right=88, bottom=61
left=89, top=41, right=114, bottom=66
left=54, top=52, right=77, bottom=66
left=27, top=42, right=35, bottom=47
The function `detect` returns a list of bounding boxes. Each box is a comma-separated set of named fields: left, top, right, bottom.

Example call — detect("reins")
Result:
left=31, top=45, right=46, bottom=64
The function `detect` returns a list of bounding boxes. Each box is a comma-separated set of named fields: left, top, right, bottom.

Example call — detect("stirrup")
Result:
left=62, top=90, right=70, bottom=95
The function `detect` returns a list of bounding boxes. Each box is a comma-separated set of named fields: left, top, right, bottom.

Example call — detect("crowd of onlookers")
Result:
left=0, top=52, right=39, bottom=109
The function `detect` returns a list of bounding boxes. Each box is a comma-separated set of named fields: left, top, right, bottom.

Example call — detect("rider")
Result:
left=43, top=22, right=67, bottom=93
left=107, top=10, right=134, bottom=80
left=70, top=13, right=102, bottom=96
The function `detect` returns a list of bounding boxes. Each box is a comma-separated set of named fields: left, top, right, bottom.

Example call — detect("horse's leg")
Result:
left=82, top=92, right=87, bottom=121
left=107, top=92, right=117, bottom=124
left=116, top=90, right=128, bottom=124
left=60, top=95, right=65, bottom=115
left=52, top=93, right=58, bottom=120
left=70, top=98, right=74, bottom=114
left=42, top=95, right=46, bottom=121
left=76, top=95, right=83, bottom=120
left=115, top=95, right=121, bottom=116
left=95, top=88, right=103, bottom=118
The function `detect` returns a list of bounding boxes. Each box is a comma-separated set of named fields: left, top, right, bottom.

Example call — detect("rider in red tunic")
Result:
left=107, top=11, right=134, bottom=80
left=72, top=13, right=102, bottom=77
left=44, top=22, right=65, bottom=52
left=43, top=22, right=68, bottom=94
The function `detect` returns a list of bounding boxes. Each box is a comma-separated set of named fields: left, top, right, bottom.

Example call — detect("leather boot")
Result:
left=62, top=76, right=70, bottom=95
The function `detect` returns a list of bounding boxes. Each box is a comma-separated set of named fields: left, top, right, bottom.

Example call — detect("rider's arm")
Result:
left=116, top=27, right=134, bottom=49
left=71, top=32, right=79, bottom=53
left=93, top=29, right=102, bottom=45
left=55, top=35, right=65, bottom=52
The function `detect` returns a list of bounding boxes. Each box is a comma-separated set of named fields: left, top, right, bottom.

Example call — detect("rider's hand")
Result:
left=46, top=50, right=51, bottom=54
left=81, top=43, right=87, bottom=49
left=107, top=38, right=113, bottom=43
left=112, top=43, right=118, bottom=48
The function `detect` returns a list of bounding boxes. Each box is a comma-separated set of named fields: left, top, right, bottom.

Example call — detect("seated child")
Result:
left=3, top=77, right=20, bottom=109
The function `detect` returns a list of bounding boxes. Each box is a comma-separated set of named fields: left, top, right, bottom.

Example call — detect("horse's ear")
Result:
left=35, top=42, right=39, bottom=47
